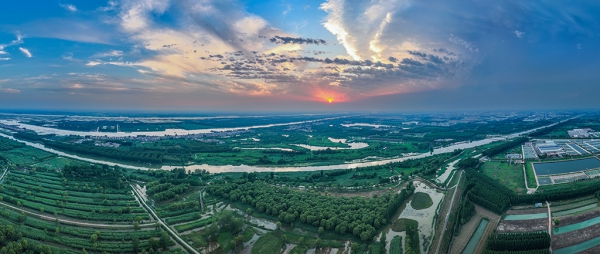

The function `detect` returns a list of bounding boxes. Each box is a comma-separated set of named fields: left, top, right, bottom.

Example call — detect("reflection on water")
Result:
left=397, top=181, right=444, bottom=254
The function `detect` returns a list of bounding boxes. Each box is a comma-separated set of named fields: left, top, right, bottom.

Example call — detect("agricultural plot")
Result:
left=481, top=161, right=526, bottom=193
left=0, top=168, right=179, bottom=253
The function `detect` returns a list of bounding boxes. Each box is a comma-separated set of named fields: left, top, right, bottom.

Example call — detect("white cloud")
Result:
left=19, top=47, right=32, bottom=58
left=60, top=4, right=77, bottom=12
left=0, top=58, right=10, bottom=61
left=0, top=51, right=6, bottom=55
left=98, top=1, right=118, bottom=12
left=514, top=30, right=525, bottom=39
left=91, top=50, right=123, bottom=58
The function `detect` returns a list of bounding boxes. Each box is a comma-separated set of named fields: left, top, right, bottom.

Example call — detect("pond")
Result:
left=503, top=213, right=547, bottom=220
left=554, top=216, right=600, bottom=235
left=554, top=234, right=600, bottom=254
left=461, top=219, right=489, bottom=254
left=534, top=157, right=600, bottom=176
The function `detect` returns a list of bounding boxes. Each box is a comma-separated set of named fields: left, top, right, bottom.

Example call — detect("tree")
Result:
left=318, top=227, right=324, bottom=235
left=554, top=218, right=560, bottom=226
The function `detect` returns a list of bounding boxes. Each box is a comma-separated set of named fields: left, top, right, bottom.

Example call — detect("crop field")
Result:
left=0, top=168, right=180, bottom=253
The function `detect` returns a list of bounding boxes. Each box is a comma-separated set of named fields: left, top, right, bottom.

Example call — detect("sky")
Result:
left=1, top=0, right=600, bottom=112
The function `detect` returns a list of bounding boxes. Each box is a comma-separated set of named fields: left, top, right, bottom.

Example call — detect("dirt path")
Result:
left=432, top=170, right=463, bottom=254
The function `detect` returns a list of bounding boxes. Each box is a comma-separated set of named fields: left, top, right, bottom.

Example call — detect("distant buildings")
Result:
left=568, top=128, right=593, bottom=138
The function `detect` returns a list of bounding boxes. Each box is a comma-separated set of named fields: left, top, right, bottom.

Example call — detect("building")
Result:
left=506, top=154, right=522, bottom=159
left=535, top=141, right=565, bottom=156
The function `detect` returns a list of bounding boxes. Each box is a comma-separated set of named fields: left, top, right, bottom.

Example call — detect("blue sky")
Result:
left=1, top=0, right=600, bottom=112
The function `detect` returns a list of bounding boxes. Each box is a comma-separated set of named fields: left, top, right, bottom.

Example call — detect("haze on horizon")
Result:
left=1, top=0, right=600, bottom=112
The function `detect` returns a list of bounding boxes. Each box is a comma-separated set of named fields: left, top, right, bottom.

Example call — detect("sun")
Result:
left=327, top=98, right=333, bottom=103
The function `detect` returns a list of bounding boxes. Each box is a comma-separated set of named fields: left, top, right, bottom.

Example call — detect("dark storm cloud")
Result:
left=269, top=36, right=327, bottom=45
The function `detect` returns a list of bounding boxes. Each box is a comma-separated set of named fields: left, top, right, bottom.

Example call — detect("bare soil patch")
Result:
left=496, top=218, right=547, bottom=233
left=505, top=208, right=547, bottom=215
left=555, top=208, right=600, bottom=227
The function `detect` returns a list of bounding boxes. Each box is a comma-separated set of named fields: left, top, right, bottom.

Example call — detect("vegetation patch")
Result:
left=411, top=192, right=433, bottom=210
left=392, top=218, right=418, bottom=232
left=251, top=233, right=283, bottom=254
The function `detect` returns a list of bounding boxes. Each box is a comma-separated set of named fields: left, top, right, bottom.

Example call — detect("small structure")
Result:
left=535, top=141, right=565, bottom=156
left=506, top=154, right=522, bottom=160
left=534, top=203, right=543, bottom=208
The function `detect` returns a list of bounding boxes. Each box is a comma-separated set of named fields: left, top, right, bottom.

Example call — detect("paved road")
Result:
left=435, top=170, right=463, bottom=254
left=131, top=185, right=200, bottom=254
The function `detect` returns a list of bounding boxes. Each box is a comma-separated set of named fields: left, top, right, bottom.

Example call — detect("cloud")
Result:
left=282, top=4, right=292, bottom=16
left=269, top=36, right=327, bottom=45
left=91, top=50, right=123, bottom=58
left=448, top=34, right=478, bottom=53
left=0, top=35, right=24, bottom=52
left=1, top=88, right=20, bottom=94
left=0, top=58, right=10, bottom=61
left=19, top=47, right=32, bottom=58
left=60, top=4, right=77, bottom=12
left=514, top=30, right=525, bottom=38
left=98, top=1, right=118, bottom=12
left=17, top=18, right=116, bottom=44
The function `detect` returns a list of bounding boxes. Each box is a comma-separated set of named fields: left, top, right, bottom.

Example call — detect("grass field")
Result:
left=481, top=161, right=526, bottom=194
left=524, top=162, right=538, bottom=188
left=252, top=233, right=283, bottom=254
left=289, top=245, right=309, bottom=254
left=184, top=231, right=208, bottom=248
left=217, top=231, right=235, bottom=252
left=412, top=192, right=433, bottom=210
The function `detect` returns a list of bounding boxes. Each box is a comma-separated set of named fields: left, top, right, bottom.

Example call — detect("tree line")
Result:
left=486, top=231, right=551, bottom=252
left=207, top=177, right=414, bottom=242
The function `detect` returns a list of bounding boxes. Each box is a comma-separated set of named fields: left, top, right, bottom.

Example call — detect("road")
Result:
left=434, top=170, right=463, bottom=254
left=547, top=201, right=553, bottom=253
left=131, top=185, right=200, bottom=254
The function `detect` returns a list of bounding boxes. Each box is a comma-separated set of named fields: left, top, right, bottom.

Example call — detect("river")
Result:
left=0, top=119, right=569, bottom=173
left=0, top=115, right=350, bottom=137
